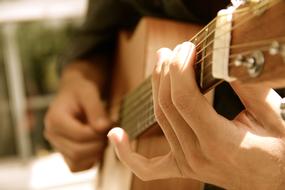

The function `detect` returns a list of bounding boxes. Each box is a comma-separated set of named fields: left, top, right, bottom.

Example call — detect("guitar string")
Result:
left=194, top=0, right=280, bottom=55
left=120, top=78, right=152, bottom=117
left=120, top=40, right=285, bottom=134
left=188, top=0, right=276, bottom=42
left=195, top=36, right=285, bottom=84
left=190, top=0, right=275, bottom=50
left=123, top=104, right=155, bottom=136
left=121, top=37, right=285, bottom=120
left=121, top=0, right=279, bottom=111
left=118, top=0, right=257, bottom=110
left=194, top=0, right=279, bottom=58
left=117, top=0, right=280, bottom=129
left=122, top=42, right=285, bottom=137
left=121, top=86, right=152, bottom=124
left=198, top=39, right=285, bottom=83
left=195, top=36, right=285, bottom=67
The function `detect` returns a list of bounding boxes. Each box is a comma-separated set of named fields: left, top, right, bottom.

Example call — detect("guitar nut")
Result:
left=281, top=98, right=285, bottom=121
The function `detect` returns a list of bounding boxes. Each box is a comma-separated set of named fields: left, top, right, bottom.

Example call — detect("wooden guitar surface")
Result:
left=97, top=1, right=285, bottom=189
left=98, top=18, right=205, bottom=190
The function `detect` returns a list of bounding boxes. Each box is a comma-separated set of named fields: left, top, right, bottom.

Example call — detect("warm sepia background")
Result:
left=0, top=0, right=98, bottom=189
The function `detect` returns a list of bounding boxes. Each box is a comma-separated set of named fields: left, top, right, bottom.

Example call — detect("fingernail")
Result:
left=107, top=130, right=116, bottom=145
left=182, top=42, right=194, bottom=53
left=157, top=48, right=171, bottom=63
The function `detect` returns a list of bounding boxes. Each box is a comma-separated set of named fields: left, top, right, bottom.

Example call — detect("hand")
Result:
left=107, top=42, right=285, bottom=189
left=45, top=61, right=111, bottom=172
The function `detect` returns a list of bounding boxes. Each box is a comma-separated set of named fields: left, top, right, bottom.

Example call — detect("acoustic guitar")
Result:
left=97, top=0, right=285, bottom=189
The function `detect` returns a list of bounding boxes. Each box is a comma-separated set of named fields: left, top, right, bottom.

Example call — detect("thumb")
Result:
left=107, top=127, right=182, bottom=180
left=107, top=127, right=138, bottom=171
left=231, top=82, right=284, bottom=134
left=107, top=127, right=132, bottom=159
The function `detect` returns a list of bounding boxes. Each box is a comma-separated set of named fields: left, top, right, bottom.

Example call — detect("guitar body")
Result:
left=97, top=18, right=206, bottom=190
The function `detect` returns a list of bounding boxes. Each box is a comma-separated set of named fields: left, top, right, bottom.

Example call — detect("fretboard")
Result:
left=119, top=20, right=221, bottom=139
left=118, top=0, right=284, bottom=139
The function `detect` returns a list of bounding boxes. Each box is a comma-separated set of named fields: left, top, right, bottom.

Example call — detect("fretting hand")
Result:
left=108, top=42, right=285, bottom=189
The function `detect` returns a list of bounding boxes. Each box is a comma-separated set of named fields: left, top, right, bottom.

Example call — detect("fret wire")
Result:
left=200, top=38, right=285, bottom=79
left=121, top=87, right=152, bottom=119
left=123, top=114, right=156, bottom=138
left=121, top=90, right=153, bottom=122
left=120, top=80, right=152, bottom=122
left=122, top=80, right=151, bottom=110
left=189, top=0, right=276, bottom=47
left=124, top=36, right=284, bottom=134
left=197, top=36, right=285, bottom=70
left=122, top=77, right=152, bottom=108
left=119, top=0, right=282, bottom=138
left=194, top=0, right=279, bottom=62
left=128, top=114, right=156, bottom=138
left=201, top=44, right=283, bottom=83
left=122, top=0, right=279, bottom=120
left=129, top=114, right=156, bottom=136
left=122, top=103, right=153, bottom=133
left=124, top=40, right=282, bottom=134
left=123, top=36, right=285, bottom=129
left=120, top=81, right=152, bottom=120
left=121, top=95, right=153, bottom=130
left=121, top=97, right=154, bottom=127
left=193, top=0, right=278, bottom=56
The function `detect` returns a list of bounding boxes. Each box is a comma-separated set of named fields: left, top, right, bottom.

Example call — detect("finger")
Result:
left=153, top=48, right=185, bottom=154
left=231, top=82, right=285, bottom=135
left=158, top=43, right=203, bottom=160
left=152, top=48, right=197, bottom=175
left=46, top=131, right=106, bottom=164
left=107, top=127, right=183, bottom=180
left=169, top=42, right=238, bottom=142
left=79, top=84, right=111, bottom=132
left=45, top=111, right=102, bottom=142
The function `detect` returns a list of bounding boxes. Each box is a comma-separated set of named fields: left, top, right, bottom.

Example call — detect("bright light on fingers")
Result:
left=265, top=89, right=282, bottom=114
left=107, top=127, right=125, bottom=143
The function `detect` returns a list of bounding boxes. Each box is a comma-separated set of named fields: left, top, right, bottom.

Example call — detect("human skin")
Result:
left=44, top=59, right=111, bottom=172
left=108, top=42, right=285, bottom=189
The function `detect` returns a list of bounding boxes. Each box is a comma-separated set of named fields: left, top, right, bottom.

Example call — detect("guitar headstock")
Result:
left=228, top=0, right=285, bottom=87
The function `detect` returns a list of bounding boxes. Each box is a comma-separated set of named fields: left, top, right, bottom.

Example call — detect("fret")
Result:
left=120, top=18, right=224, bottom=138
left=120, top=78, right=152, bottom=118
left=202, top=21, right=222, bottom=93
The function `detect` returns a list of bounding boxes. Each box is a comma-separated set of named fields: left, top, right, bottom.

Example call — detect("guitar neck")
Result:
left=118, top=38, right=221, bottom=139
left=119, top=0, right=285, bottom=139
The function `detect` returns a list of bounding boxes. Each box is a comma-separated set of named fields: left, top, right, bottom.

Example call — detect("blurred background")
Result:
left=0, top=0, right=98, bottom=189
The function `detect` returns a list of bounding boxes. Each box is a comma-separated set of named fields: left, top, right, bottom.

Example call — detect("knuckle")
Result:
left=136, top=169, right=152, bottom=181
left=74, top=135, right=86, bottom=143
left=172, top=92, right=192, bottom=112
left=158, top=95, right=173, bottom=112
left=44, top=109, right=60, bottom=127
left=72, top=132, right=89, bottom=143
left=188, top=154, right=208, bottom=173
left=154, top=106, right=166, bottom=125
left=69, top=150, right=82, bottom=163
left=169, top=57, right=182, bottom=70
